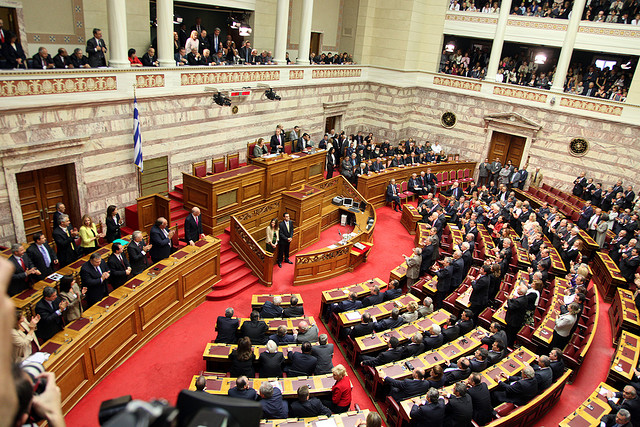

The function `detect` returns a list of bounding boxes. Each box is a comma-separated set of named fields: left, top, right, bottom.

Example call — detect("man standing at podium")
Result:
left=277, top=213, right=294, bottom=268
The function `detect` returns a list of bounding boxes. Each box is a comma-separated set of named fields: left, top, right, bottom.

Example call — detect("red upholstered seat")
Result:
left=192, top=161, right=207, bottom=177
left=227, top=153, right=239, bottom=170
left=284, top=142, right=292, bottom=154
left=542, top=183, right=552, bottom=192
left=402, top=181, right=415, bottom=201
left=397, top=183, right=408, bottom=204
left=247, top=142, right=256, bottom=158
left=385, top=396, right=403, bottom=427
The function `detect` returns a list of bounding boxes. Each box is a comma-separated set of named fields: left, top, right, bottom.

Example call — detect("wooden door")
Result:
left=140, top=156, right=168, bottom=197
left=310, top=32, right=322, bottom=56
left=325, top=116, right=336, bottom=134
left=16, top=165, right=72, bottom=242
left=488, top=131, right=526, bottom=167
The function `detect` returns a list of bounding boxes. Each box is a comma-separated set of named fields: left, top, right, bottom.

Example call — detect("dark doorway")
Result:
left=311, top=32, right=322, bottom=56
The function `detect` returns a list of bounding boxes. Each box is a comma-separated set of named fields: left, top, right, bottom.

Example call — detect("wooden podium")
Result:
left=282, top=184, right=324, bottom=253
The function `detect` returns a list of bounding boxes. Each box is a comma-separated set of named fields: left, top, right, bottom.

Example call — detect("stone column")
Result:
left=106, top=0, right=129, bottom=68
left=296, top=0, right=313, bottom=64
left=485, top=0, right=513, bottom=82
left=273, top=0, right=290, bottom=64
left=157, top=0, right=175, bottom=67
left=626, top=66, right=640, bottom=104
left=550, top=0, right=587, bottom=92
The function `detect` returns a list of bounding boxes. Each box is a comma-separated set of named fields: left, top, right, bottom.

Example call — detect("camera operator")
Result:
left=12, top=361, right=65, bottom=427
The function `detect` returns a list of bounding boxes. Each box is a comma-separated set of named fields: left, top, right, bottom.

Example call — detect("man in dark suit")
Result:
left=488, top=341, right=506, bottom=365
left=456, top=309, right=475, bottom=335
left=549, top=348, right=565, bottom=381
left=240, top=310, right=268, bottom=344
left=86, top=28, right=107, bottom=67
left=469, top=265, right=490, bottom=320
left=277, top=213, right=294, bottom=268
left=361, top=336, right=404, bottom=367
left=362, top=285, right=384, bottom=307
left=184, top=207, right=205, bottom=245
left=423, top=324, right=445, bottom=351
left=444, top=382, right=473, bottom=426
left=434, top=257, right=453, bottom=309
left=384, top=368, right=432, bottom=401
left=443, top=357, right=472, bottom=385
left=505, top=284, right=528, bottom=347
left=349, top=312, right=374, bottom=339
left=26, top=232, right=58, bottom=283
left=52, top=203, right=65, bottom=228
left=107, top=242, right=131, bottom=289
left=470, top=348, right=489, bottom=372
left=332, top=292, right=363, bottom=315
left=8, top=244, right=40, bottom=297
left=31, top=47, right=54, bottom=69
left=602, top=409, right=633, bottom=427
left=261, top=296, right=284, bottom=318
left=410, top=388, right=445, bottom=426
left=451, top=251, right=465, bottom=290
left=531, top=355, right=553, bottom=391
left=383, top=279, right=403, bottom=301
left=620, top=248, right=640, bottom=285
left=491, top=366, right=538, bottom=406
left=149, top=217, right=174, bottom=264
left=624, top=185, right=636, bottom=210
left=287, top=342, right=317, bottom=376
left=603, top=386, right=640, bottom=427
left=35, top=286, right=68, bottom=342
left=373, top=308, right=404, bottom=332
left=80, top=252, right=111, bottom=307
left=215, top=307, right=239, bottom=344
left=480, top=322, right=508, bottom=348
left=270, top=128, right=285, bottom=153
left=466, top=373, right=492, bottom=426
left=577, top=200, right=594, bottom=229
left=311, top=334, right=334, bottom=374
left=52, top=214, right=79, bottom=267
left=127, top=231, right=151, bottom=275
left=283, top=296, right=304, bottom=318
left=227, top=376, right=257, bottom=400
left=52, top=48, right=72, bottom=69
left=386, top=178, right=401, bottom=212
left=290, top=385, right=332, bottom=418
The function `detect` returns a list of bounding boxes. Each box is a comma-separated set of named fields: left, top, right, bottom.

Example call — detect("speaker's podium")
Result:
left=281, top=184, right=324, bottom=254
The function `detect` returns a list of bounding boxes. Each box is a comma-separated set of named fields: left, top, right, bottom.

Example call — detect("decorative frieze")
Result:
left=0, top=76, right=117, bottom=97
left=180, top=70, right=280, bottom=86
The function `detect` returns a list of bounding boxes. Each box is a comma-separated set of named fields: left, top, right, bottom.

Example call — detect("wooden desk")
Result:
left=189, top=373, right=335, bottom=398
left=237, top=316, right=316, bottom=333
left=202, top=342, right=317, bottom=371
left=607, top=330, right=640, bottom=387
left=592, top=251, right=627, bottom=303
left=491, top=271, right=528, bottom=325
left=320, top=278, right=387, bottom=317
left=337, top=294, right=420, bottom=329
left=42, top=236, right=221, bottom=414
left=400, top=204, right=421, bottom=235
left=390, top=262, right=407, bottom=287
left=533, top=278, right=570, bottom=347
left=415, top=223, right=431, bottom=247
left=375, top=328, right=487, bottom=382
left=356, top=161, right=476, bottom=208
left=251, top=294, right=304, bottom=310
left=259, top=410, right=369, bottom=427
left=609, top=288, right=640, bottom=346
left=577, top=229, right=599, bottom=257
left=282, top=184, right=325, bottom=253
left=398, top=347, right=537, bottom=422
left=559, top=383, right=619, bottom=427
left=251, top=151, right=326, bottom=198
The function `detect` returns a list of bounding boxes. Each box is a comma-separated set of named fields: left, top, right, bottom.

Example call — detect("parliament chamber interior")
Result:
left=1, top=0, right=640, bottom=426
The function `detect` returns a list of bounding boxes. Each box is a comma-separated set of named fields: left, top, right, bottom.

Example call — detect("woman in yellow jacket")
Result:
left=78, top=214, right=105, bottom=255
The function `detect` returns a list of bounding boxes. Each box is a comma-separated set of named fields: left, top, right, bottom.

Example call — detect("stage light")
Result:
left=214, top=93, right=231, bottom=106
left=265, top=88, right=281, bottom=101
left=534, top=53, right=547, bottom=64
left=445, top=43, right=455, bottom=53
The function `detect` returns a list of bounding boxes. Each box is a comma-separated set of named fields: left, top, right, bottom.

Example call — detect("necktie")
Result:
left=286, top=222, right=290, bottom=232
left=18, top=257, right=26, bottom=272
left=118, top=254, right=125, bottom=266
left=39, top=245, right=51, bottom=268
left=195, top=216, right=199, bottom=226
left=65, top=228, right=75, bottom=249
left=96, top=265, right=102, bottom=277
left=0, top=31, right=4, bottom=43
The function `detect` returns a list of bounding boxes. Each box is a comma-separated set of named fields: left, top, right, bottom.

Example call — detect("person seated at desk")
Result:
left=408, top=173, right=426, bottom=196
left=70, top=47, right=91, bottom=68
left=149, top=217, right=174, bottom=264
left=31, top=47, right=55, bottom=69
left=128, top=231, right=151, bottom=275
left=259, top=382, right=288, bottom=419
left=107, top=242, right=131, bottom=290
left=253, top=137, right=269, bottom=158
left=602, top=386, right=640, bottom=427
left=35, top=286, right=68, bottom=343
left=286, top=341, right=317, bottom=376
left=362, top=285, right=384, bottom=307
left=227, top=376, right=257, bottom=400
left=444, top=381, right=473, bottom=427
left=383, top=279, right=402, bottom=301
left=229, top=336, right=256, bottom=377
left=384, top=367, right=432, bottom=402
left=443, top=357, right=472, bottom=386
left=422, top=324, right=444, bottom=351
left=58, top=275, right=85, bottom=323
left=26, top=232, right=58, bottom=283
left=283, top=296, right=304, bottom=318
left=602, top=409, right=633, bottom=427
left=441, top=314, right=460, bottom=343
left=12, top=311, right=40, bottom=363
left=332, top=292, right=362, bottom=314
left=487, top=340, right=506, bottom=366
left=311, top=334, right=334, bottom=374
left=258, top=340, right=284, bottom=377
left=402, top=332, right=425, bottom=358
left=269, top=325, right=297, bottom=345
left=349, top=312, right=374, bottom=339
left=456, top=309, right=475, bottom=335
left=491, top=366, right=538, bottom=406
left=261, top=295, right=284, bottom=318
left=479, top=322, right=507, bottom=349
left=386, top=178, right=401, bottom=212
left=373, top=307, right=404, bottom=332
left=296, top=320, right=318, bottom=343
left=469, top=348, right=489, bottom=372
left=214, top=307, right=239, bottom=344
left=240, top=311, right=269, bottom=345
left=80, top=252, right=111, bottom=307
left=290, top=385, right=332, bottom=418
left=360, top=336, right=404, bottom=367
left=184, top=207, right=205, bottom=246
left=409, top=387, right=445, bottom=426
left=8, top=243, right=40, bottom=297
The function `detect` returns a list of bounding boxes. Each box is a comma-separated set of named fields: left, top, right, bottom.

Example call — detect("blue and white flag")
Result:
left=133, top=97, right=143, bottom=172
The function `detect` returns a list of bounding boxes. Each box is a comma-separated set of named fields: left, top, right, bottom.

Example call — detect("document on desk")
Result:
left=47, top=273, right=63, bottom=281
left=345, top=312, right=362, bottom=321
left=270, top=381, right=283, bottom=391
left=315, top=419, right=338, bottom=427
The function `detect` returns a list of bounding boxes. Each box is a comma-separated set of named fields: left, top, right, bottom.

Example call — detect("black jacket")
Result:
left=184, top=214, right=203, bottom=244
left=34, top=296, right=64, bottom=342
left=215, top=316, right=239, bottom=344
left=287, top=352, right=317, bottom=376
left=283, top=305, right=304, bottom=318
left=261, top=301, right=284, bottom=318
left=227, top=386, right=257, bottom=400
left=350, top=322, right=374, bottom=339
left=258, top=351, right=285, bottom=377
left=26, top=243, right=57, bottom=282
left=444, top=393, right=473, bottom=427
left=127, top=240, right=148, bottom=275
left=79, top=259, right=110, bottom=306
left=290, top=398, right=332, bottom=418
left=240, top=320, right=268, bottom=345
left=385, top=377, right=431, bottom=401
left=8, top=255, right=34, bottom=297
left=443, top=365, right=471, bottom=385
left=362, top=293, right=384, bottom=307
left=423, top=332, right=445, bottom=350
left=410, top=400, right=445, bottom=427
left=470, top=275, right=490, bottom=307
left=505, top=295, right=528, bottom=328
left=468, top=383, right=492, bottom=425
left=494, top=376, right=538, bottom=405
left=52, top=225, right=78, bottom=267
left=107, top=253, right=130, bottom=289
left=105, top=214, right=122, bottom=243
left=149, top=225, right=172, bottom=263
left=362, top=347, right=404, bottom=367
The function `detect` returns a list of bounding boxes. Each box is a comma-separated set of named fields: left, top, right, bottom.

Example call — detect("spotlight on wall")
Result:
left=534, top=53, right=547, bottom=64
left=264, top=88, right=281, bottom=101
left=239, top=25, right=252, bottom=36
left=214, top=92, right=232, bottom=107
left=445, top=43, right=455, bottom=53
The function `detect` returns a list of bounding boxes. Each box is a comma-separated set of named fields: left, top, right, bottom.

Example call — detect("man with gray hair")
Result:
left=418, top=296, right=434, bottom=317
left=52, top=213, right=79, bottom=267
left=296, top=320, right=319, bottom=343
left=402, top=332, right=425, bottom=357
left=423, top=324, right=444, bottom=351
left=311, top=334, right=334, bottom=374
left=602, top=385, right=640, bottom=427
left=8, top=243, right=40, bottom=296
left=214, top=307, right=239, bottom=344
left=491, top=365, right=538, bottom=406
left=259, top=382, right=288, bottom=419
left=34, top=286, right=68, bottom=342
left=601, top=408, right=632, bottom=427
left=261, top=295, right=284, bottom=318
left=128, top=230, right=152, bottom=275
left=404, top=247, right=423, bottom=287
left=410, top=387, right=445, bottom=425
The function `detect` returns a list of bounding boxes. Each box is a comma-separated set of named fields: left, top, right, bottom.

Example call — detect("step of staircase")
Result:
left=220, top=258, right=246, bottom=276
left=206, top=275, right=259, bottom=301
left=220, top=249, right=239, bottom=264
left=175, top=184, right=183, bottom=191
left=168, top=191, right=184, bottom=202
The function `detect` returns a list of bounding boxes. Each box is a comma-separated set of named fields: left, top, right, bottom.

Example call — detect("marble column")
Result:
left=296, top=0, right=313, bottom=64
left=106, top=0, right=129, bottom=68
left=550, top=0, right=587, bottom=92
left=626, top=65, right=640, bottom=104
left=157, top=0, right=175, bottom=67
left=273, top=0, right=290, bottom=64
left=485, top=0, right=513, bottom=82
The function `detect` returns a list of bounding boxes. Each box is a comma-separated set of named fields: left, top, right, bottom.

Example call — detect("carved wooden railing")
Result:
left=229, top=216, right=274, bottom=286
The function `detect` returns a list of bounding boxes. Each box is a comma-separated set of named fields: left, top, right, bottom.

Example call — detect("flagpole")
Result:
left=133, top=83, right=141, bottom=196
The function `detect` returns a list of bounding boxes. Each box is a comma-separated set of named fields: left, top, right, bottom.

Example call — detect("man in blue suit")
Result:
left=149, top=217, right=174, bottom=264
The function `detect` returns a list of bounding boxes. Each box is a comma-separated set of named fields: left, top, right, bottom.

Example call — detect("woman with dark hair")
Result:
left=326, top=146, right=338, bottom=179
left=105, top=205, right=122, bottom=243
left=2, top=32, right=27, bottom=69
left=426, top=364, right=445, bottom=388
left=229, top=336, right=256, bottom=377
left=128, top=48, right=142, bottom=67
left=265, top=218, right=279, bottom=254
left=59, top=275, right=86, bottom=323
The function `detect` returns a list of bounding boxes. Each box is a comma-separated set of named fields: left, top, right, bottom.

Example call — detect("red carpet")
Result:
left=64, top=200, right=617, bottom=426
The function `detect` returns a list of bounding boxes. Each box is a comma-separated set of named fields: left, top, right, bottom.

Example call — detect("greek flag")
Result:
left=133, top=97, right=143, bottom=173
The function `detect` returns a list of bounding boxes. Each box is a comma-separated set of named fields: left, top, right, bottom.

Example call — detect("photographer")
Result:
left=12, top=362, right=65, bottom=427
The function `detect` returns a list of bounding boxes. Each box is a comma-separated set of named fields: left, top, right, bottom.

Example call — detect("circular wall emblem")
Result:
left=569, top=138, right=589, bottom=157
left=441, top=111, right=457, bottom=128
left=232, top=105, right=239, bottom=114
